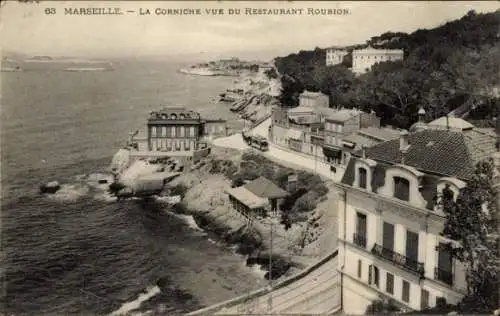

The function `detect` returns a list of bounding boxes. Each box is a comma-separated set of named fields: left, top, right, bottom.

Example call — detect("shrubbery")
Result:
left=169, top=183, right=189, bottom=199
left=228, top=151, right=329, bottom=226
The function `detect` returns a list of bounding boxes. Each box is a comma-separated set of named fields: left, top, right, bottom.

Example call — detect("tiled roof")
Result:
left=315, top=107, right=339, bottom=118
left=288, top=106, right=316, bottom=114
left=354, top=129, right=496, bottom=180
left=300, top=90, right=328, bottom=98
left=343, top=133, right=379, bottom=150
left=226, top=186, right=268, bottom=209
left=428, top=117, right=474, bottom=130
left=244, top=176, right=289, bottom=199
left=357, top=126, right=401, bottom=142
left=324, top=109, right=360, bottom=123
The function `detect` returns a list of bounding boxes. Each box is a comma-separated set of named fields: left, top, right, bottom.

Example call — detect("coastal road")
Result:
left=214, top=253, right=340, bottom=315
left=212, top=131, right=341, bottom=182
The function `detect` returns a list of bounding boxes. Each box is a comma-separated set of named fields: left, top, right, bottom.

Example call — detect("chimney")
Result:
left=361, top=145, right=367, bottom=159
left=446, top=115, right=450, bottom=130
left=418, top=107, right=426, bottom=123
left=399, top=130, right=410, bottom=164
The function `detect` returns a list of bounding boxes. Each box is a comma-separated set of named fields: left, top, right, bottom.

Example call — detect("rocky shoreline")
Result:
left=165, top=147, right=338, bottom=281
left=171, top=201, right=294, bottom=280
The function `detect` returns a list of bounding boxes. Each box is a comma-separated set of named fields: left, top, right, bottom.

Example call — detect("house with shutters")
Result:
left=333, top=116, right=497, bottom=314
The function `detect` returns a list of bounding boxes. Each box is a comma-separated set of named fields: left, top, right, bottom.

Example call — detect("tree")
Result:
left=439, top=158, right=500, bottom=312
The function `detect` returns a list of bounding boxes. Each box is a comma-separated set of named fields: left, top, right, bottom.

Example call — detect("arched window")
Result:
left=359, top=168, right=367, bottom=189
left=170, top=114, right=177, bottom=120
left=394, top=176, right=410, bottom=201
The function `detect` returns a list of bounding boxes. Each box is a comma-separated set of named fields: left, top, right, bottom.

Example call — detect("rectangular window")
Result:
left=190, top=126, right=195, bottom=137
left=151, top=126, right=157, bottom=137
left=368, top=265, right=372, bottom=285
left=421, top=289, right=429, bottom=310
left=357, top=260, right=362, bottom=278
left=394, top=176, right=410, bottom=201
left=386, top=273, right=394, bottom=294
left=359, top=168, right=367, bottom=189
left=402, top=280, right=410, bottom=302
left=373, top=265, right=379, bottom=287
left=436, top=242, right=453, bottom=285
left=180, top=126, right=185, bottom=137
left=171, top=126, right=176, bottom=137
left=382, top=222, right=395, bottom=258
left=406, top=230, right=419, bottom=270
left=355, top=212, right=367, bottom=248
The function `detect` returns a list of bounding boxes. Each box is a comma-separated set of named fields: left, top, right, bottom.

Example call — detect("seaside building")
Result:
left=352, top=47, right=404, bottom=74
left=323, top=109, right=380, bottom=167
left=269, top=106, right=384, bottom=180
left=334, top=117, right=497, bottom=314
left=326, top=46, right=349, bottom=66
left=342, top=126, right=402, bottom=160
left=203, top=119, right=228, bottom=139
left=147, top=107, right=204, bottom=152
left=226, top=176, right=288, bottom=218
left=299, top=90, right=330, bottom=108
left=126, top=107, right=228, bottom=168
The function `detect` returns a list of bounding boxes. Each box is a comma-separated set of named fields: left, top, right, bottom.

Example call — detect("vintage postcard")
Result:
left=1, top=1, right=499, bottom=315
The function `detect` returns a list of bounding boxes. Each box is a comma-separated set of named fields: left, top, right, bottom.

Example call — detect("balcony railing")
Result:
left=353, top=233, right=367, bottom=248
left=434, top=267, right=453, bottom=286
left=371, top=244, right=425, bottom=277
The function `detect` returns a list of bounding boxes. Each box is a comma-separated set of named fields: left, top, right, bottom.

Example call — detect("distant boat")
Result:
left=65, top=67, right=109, bottom=72
left=1, top=66, right=22, bottom=72
left=179, top=67, right=221, bottom=76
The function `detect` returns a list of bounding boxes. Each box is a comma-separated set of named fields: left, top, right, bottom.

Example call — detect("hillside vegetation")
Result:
left=275, top=10, right=500, bottom=128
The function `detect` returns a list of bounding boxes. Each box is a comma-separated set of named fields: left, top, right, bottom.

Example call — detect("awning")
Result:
left=323, top=146, right=342, bottom=158
left=342, top=141, right=355, bottom=148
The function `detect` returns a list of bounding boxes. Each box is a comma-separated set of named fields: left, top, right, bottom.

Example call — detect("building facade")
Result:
left=326, top=46, right=349, bottom=66
left=335, top=120, right=497, bottom=314
left=323, top=109, right=380, bottom=166
left=299, top=91, right=330, bottom=108
left=203, top=119, right=228, bottom=138
left=147, top=107, right=203, bottom=152
left=352, top=47, right=404, bottom=74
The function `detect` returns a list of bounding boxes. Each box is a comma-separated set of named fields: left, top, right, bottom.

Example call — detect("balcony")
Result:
left=371, top=244, right=425, bottom=277
left=353, top=233, right=367, bottom=248
left=434, top=267, right=453, bottom=286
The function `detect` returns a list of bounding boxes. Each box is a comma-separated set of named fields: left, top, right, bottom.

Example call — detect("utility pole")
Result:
left=267, top=222, right=274, bottom=313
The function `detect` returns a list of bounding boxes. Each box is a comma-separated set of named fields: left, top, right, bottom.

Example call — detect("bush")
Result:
left=169, top=183, right=189, bottom=199
left=172, top=202, right=189, bottom=215
left=291, top=191, right=319, bottom=213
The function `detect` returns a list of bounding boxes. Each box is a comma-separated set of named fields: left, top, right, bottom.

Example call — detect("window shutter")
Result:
left=368, top=265, right=373, bottom=285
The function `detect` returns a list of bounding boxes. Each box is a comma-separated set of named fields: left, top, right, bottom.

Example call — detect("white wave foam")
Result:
left=109, top=285, right=161, bottom=316
left=166, top=211, right=205, bottom=233
left=46, top=184, right=90, bottom=202
left=87, top=173, right=114, bottom=190
left=93, top=191, right=118, bottom=203
left=248, top=263, right=267, bottom=279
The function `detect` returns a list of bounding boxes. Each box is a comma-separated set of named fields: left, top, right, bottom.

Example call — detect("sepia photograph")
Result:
left=1, top=1, right=499, bottom=315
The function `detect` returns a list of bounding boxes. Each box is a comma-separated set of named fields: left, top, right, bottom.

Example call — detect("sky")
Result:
left=1, top=1, right=499, bottom=60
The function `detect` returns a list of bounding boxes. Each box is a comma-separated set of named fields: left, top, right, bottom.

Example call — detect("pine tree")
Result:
left=439, top=158, right=500, bottom=312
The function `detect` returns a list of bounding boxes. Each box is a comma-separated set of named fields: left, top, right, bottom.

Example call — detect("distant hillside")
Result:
left=275, top=9, right=500, bottom=128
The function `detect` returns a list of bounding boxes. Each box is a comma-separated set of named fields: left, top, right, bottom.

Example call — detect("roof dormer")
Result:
left=377, top=163, right=428, bottom=209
